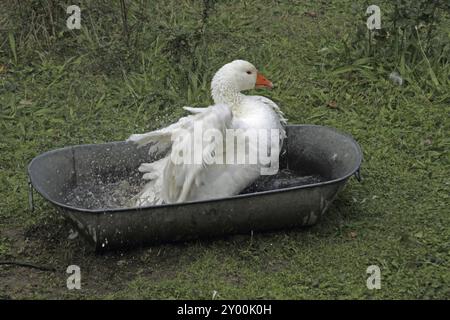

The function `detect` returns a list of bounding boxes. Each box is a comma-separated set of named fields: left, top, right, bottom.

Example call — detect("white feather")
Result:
left=129, top=60, right=287, bottom=206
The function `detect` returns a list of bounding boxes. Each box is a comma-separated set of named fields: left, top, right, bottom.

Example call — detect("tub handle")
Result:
left=28, top=177, right=34, bottom=213
left=354, top=168, right=362, bottom=182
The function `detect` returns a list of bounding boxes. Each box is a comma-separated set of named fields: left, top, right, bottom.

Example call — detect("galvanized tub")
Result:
left=28, top=125, right=362, bottom=251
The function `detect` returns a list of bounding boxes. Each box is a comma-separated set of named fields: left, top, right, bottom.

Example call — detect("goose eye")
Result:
left=246, top=71, right=252, bottom=75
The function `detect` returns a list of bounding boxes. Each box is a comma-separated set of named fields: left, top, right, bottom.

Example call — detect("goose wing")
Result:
left=128, top=104, right=233, bottom=203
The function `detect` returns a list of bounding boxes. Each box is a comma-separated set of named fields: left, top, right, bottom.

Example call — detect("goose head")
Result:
left=211, top=60, right=273, bottom=106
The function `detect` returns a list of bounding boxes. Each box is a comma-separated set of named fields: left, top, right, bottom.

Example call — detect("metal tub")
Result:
left=28, top=125, right=362, bottom=251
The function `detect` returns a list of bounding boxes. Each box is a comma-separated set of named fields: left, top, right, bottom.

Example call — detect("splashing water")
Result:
left=64, top=168, right=326, bottom=210
left=64, top=171, right=145, bottom=210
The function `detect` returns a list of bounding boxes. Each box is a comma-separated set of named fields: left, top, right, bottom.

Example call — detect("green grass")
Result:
left=0, top=0, right=449, bottom=299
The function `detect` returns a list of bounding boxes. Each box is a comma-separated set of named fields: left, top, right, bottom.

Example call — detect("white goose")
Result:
left=128, top=60, right=287, bottom=206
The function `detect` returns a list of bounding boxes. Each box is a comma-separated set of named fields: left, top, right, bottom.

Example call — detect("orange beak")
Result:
left=255, top=72, right=273, bottom=89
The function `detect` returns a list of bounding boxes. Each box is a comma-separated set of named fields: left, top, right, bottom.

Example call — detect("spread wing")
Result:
left=128, top=104, right=233, bottom=203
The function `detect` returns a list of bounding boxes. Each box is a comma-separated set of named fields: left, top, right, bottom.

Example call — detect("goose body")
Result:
left=128, top=60, right=287, bottom=206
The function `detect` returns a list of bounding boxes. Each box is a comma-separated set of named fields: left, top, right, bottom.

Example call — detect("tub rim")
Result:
left=27, top=124, right=363, bottom=214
